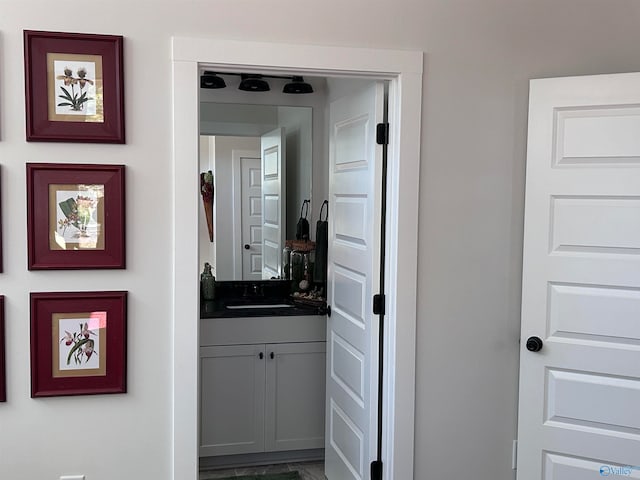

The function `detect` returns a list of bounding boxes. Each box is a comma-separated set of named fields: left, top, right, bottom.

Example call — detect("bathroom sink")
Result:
left=225, top=303, right=293, bottom=310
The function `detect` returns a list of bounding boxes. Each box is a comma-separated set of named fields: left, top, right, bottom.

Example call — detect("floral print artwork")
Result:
left=57, top=314, right=105, bottom=372
left=55, top=185, right=103, bottom=249
left=53, top=60, right=97, bottom=116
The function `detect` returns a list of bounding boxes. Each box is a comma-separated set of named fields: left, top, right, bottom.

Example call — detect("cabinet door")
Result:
left=265, top=342, right=326, bottom=451
left=200, top=344, right=265, bottom=457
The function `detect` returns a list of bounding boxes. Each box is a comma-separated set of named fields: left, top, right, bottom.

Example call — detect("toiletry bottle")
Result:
left=282, top=246, right=292, bottom=280
left=201, top=262, right=216, bottom=300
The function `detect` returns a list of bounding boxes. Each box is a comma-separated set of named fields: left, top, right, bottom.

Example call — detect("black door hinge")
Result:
left=376, top=123, right=389, bottom=145
left=373, top=294, right=385, bottom=315
left=371, top=460, right=383, bottom=480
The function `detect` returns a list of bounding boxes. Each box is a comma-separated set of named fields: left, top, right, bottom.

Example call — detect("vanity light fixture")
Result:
left=283, top=76, right=314, bottom=94
left=238, top=74, right=270, bottom=92
left=199, top=71, right=314, bottom=94
left=200, top=71, right=226, bottom=89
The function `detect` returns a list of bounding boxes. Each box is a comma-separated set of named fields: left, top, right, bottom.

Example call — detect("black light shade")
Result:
left=200, top=72, right=226, bottom=89
left=283, top=76, right=314, bottom=94
left=238, top=74, right=270, bottom=92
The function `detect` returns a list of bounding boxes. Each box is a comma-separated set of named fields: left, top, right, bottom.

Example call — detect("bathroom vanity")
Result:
left=199, top=281, right=327, bottom=462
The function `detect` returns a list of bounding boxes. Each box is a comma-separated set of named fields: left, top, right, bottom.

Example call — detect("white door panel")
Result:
left=517, top=73, right=640, bottom=480
left=261, top=128, right=286, bottom=280
left=239, top=155, right=262, bottom=280
left=543, top=453, right=640, bottom=480
left=325, top=81, right=384, bottom=480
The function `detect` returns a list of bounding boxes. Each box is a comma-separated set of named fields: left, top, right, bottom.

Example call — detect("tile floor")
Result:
left=199, top=461, right=326, bottom=480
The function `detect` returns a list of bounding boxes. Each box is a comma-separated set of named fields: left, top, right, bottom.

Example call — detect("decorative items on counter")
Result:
left=282, top=246, right=292, bottom=280
left=296, top=199, right=310, bottom=240
left=291, top=287, right=326, bottom=307
left=313, top=200, right=328, bottom=284
left=201, top=262, right=216, bottom=300
left=284, top=199, right=329, bottom=306
left=200, top=170, right=214, bottom=242
left=290, top=250, right=311, bottom=291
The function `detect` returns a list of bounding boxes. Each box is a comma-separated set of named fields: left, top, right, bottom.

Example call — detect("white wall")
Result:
left=199, top=136, right=216, bottom=276
left=1, top=1, right=640, bottom=480
left=277, top=106, right=313, bottom=240
left=211, top=136, right=260, bottom=280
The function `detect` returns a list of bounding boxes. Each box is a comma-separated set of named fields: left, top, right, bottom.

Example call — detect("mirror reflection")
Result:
left=199, top=103, right=312, bottom=281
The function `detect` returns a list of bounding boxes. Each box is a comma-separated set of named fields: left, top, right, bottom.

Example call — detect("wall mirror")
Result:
left=199, top=103, right=313, bottom=281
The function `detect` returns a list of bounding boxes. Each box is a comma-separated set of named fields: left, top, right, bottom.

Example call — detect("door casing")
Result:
left=171, top=37, right=423, bottom=480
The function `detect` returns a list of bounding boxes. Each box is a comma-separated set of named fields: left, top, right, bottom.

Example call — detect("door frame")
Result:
left=171, top=37, right=423, bottom=480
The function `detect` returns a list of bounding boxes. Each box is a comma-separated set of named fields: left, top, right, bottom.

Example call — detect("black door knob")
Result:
left=244, top=244, right=250, bottom=250
left=526, top=336, right=543, bottom=352
left=327, top=305, right=331, bottom=317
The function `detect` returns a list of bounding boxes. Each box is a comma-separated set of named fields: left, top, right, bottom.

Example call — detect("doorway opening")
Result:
left=197, top=77, right=383, bottom=480
left=172, top=38, right=423, bottom=480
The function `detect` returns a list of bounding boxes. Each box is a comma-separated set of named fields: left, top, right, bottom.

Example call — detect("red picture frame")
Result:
left=30, top=291, right=127, bottom=398
left=0, top=165, right=3, bottom=273
left=24, top=30, right=125, bottom=143
left=27, top=163, right=125, bottom=270
left=0, top=296, right=5, bottom=402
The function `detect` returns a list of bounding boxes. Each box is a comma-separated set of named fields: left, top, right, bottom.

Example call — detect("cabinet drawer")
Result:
left=201, top=315, right=326, bottom=346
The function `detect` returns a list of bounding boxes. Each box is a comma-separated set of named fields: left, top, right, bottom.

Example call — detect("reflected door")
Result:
left=517, top=73, right=640, bottom=479
left=325, top=81, right=385, bottom=480
left=261, top=128, right=286, bottom=280
left=240, top=156, right=263, bottom=280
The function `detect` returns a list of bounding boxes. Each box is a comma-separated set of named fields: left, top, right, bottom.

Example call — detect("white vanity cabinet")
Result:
left=199, top=315, right=326, bottom=458
left=200, top=344, right=266, bottom=456
left=265, top=341, right=326, bottom=452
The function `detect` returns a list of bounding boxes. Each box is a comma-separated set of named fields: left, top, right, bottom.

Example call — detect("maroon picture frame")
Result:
left=0, top=296, right=5, bottom=402
left=24, top=30, right=125, bottom=143
left=0, top=165, right=3, bottom=273
left=30, top=291, right=127, bottom=398
left=27, top=163, right=125, bottom=270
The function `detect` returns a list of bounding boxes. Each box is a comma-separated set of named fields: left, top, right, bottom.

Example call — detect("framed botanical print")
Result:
left=27, top=163, right=125, bottom=270
left=30, top=291, right=127, bottom=397
left=24, top=30, right=125, bottom=143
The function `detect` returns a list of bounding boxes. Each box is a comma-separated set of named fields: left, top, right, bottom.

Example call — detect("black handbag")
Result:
left=296, top=199, right=310, bottom=240
left=313, top=200, right=329, bottom=284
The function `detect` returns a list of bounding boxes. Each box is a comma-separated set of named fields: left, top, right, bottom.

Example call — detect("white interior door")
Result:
left=240, top=156, right=262, bottom=280
left=517, top=73, right=640, bottom=479
left=232, top=149, right=261, bottom=280
left=261, top=128, right=286, bottom=280
left=325, top=81, right=384, bottom=480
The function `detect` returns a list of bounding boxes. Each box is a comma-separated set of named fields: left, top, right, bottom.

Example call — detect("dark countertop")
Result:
left=201, top=298, right=324, bottom=318
left=200, top=280, right=326, bottom=318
